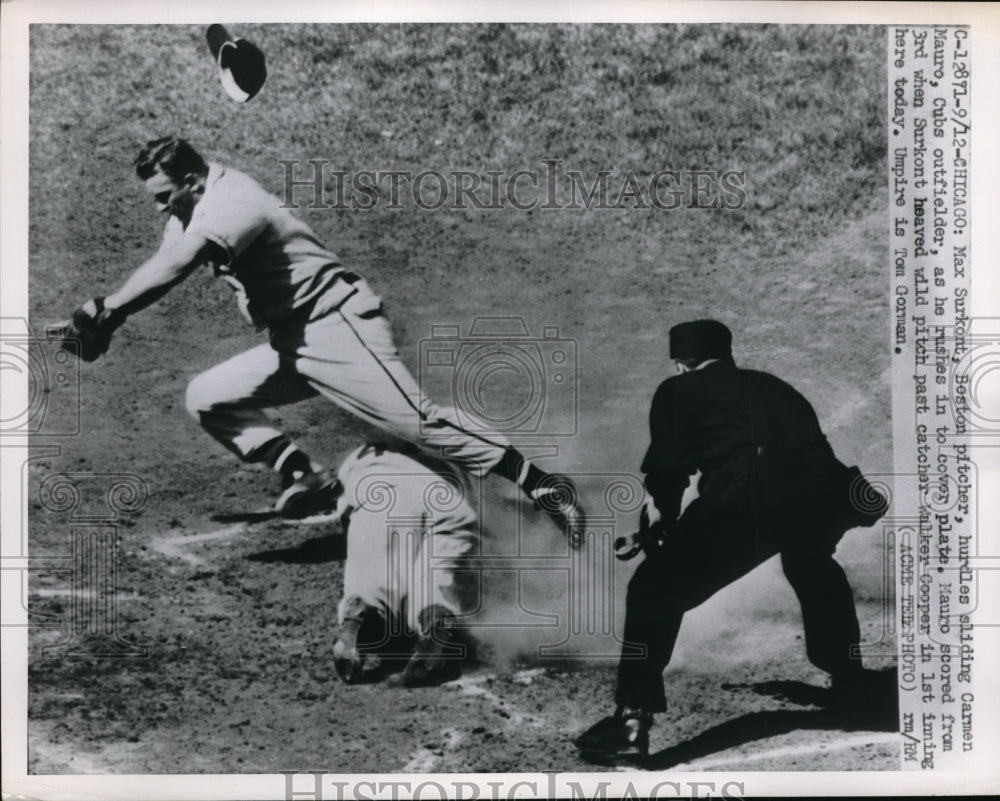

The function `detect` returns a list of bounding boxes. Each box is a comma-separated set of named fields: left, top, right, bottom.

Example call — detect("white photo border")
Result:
left=3, top=1, right=999, bottom=798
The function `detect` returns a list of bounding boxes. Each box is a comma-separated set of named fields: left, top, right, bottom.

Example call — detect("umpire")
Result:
left=576, top=319, right=888, bottom=758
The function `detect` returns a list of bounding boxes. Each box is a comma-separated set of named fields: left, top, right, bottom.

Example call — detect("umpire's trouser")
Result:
left=614, top=499, right=861, bottom=713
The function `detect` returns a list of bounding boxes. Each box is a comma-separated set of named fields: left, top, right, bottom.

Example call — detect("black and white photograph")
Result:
left=2, top=2, right=998, bottom=798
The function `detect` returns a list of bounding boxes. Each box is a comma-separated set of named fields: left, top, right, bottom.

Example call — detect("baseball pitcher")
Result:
left=54, top=137, right=584, bottom=542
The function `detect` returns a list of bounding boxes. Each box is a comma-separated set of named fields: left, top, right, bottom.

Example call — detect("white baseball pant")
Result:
left=338, top=506, right=479, bottom=633
left=184, top=279, right=510, bottom=477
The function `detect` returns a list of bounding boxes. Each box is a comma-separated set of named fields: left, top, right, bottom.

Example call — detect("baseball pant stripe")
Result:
left=334, top=306, right=511, bottom=453
left=324, top=301, right=511, bottom=474
left=187, top=287, right=511, bottom=477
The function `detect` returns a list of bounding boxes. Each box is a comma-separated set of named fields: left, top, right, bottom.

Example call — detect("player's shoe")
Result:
left=401, top=606, right=464, bottom=687
left=530, top=473, right=587, bottom=548
left=275, top=469, right=343, bottom=518
left=333, top=596, right=384, bottom=684
left=574, top=707, right=652, bottom=757
left=827, top=667, right=897, bottom=724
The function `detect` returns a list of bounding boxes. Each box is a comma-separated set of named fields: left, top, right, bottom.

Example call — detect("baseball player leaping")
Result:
left=68, top=136, right=585, bottom=542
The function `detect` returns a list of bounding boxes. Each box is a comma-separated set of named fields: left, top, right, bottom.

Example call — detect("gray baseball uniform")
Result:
left=179, top=163, right=511, bottom=478
left=333, top=443, right=480, bottom=633
left=97, top=138, right=585, bottom=541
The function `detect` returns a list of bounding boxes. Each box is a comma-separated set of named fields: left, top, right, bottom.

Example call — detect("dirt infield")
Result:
left=25, top=24, right=895, bottom=774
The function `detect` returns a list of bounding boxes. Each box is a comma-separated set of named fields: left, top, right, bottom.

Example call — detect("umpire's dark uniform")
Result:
left=615, top=320, right=882, bottom=713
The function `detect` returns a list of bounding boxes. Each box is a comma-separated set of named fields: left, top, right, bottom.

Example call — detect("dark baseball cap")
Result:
left=668, top=320, right=733, bottom=361
left=206, top=24, right=267, bottom=103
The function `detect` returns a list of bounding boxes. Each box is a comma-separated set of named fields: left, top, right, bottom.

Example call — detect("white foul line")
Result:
left=147, top=526, right=247, bottom=566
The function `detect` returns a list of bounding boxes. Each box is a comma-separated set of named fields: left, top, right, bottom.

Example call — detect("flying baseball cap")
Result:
left=668, top=320, right=733, bottom=361
left=206, top=24, right=267, bottom=103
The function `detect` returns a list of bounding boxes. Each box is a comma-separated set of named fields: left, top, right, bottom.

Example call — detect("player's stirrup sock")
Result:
left=270, top=443, right=315, bottom=486
left=491, top=447, right=548, bottom=497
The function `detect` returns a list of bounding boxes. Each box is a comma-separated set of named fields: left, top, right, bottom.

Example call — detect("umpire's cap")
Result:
left=669, top=320, right=733, bottom=361
left=207, top=24, right=267, bottom=103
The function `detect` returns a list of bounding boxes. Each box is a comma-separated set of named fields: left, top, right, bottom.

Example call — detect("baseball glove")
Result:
left=49, top=297, right=125, bottom=362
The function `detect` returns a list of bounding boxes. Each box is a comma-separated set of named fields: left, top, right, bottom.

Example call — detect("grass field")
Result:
left=25, top=23, right=894, bottom=774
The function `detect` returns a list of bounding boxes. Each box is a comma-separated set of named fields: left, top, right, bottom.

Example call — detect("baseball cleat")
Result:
left=333, top=597, right=384, bottom=684
left=402, top=606, right=464, bottom=687
left=827, top=667, right=898, bottom=723
left=275, top=470, right=343, bottom=519
left=574, top=708, right=652, bottom=757
left=530, top=473, right=587, bottom=548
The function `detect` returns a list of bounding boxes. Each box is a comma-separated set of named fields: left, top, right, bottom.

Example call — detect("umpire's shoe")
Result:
left=402, top=605, right=464, bottom=687
left=575, top=707, right=653, bottom=757
left=275, top=469, right=343, bottom=518
left=827, top=667, right=898, bottom=726
left=531, top=473, right=587, bottom=548
left=333, top=596, right=384, bottom=684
